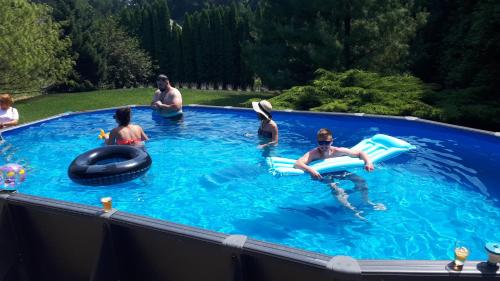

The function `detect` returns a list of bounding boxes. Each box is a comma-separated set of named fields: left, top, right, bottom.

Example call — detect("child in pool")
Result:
left=294, top=128, right=385, bottom=220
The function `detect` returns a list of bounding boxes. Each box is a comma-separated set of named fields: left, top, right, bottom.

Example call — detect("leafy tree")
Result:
left=95, top=18, right=154, bottom=88
left=41, top=0, right=107, bottom=91
left=0, top=0, right=73, bottom=93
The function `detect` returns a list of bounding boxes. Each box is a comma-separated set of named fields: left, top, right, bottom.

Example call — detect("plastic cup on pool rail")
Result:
left=452, top=240, right=470, bottom=271
left=100, top=197, right=112, bottom=212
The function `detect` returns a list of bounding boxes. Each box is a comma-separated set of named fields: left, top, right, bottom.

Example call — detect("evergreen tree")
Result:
left=192, top=12, right=204, bottom=84
left=181, top=14, right=196, bottom=83
left=141, top=7, right=154, bottom=62
left=246, top=0, right=426, bottom=89
left=211, top=7, right=225, bottom=85
left=172, top=24, right=184, bottom=82
left=198, top=10, right=212, bottom=83
left=221, top=6, right=234, bottom=86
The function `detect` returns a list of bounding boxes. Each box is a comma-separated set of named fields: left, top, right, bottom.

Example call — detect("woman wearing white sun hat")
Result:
left=252, top=100, right=279, bottom=148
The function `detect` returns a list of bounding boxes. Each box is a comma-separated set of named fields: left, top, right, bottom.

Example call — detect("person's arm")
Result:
left=258, top=122, right=279, bottom=148
left=151, top=90, right=161, bottom=108
left=105, top=129, right=117, bottom=145
left=0, top=119, right=18, bottom=128
left=0, top=108, right=19, bottom=128
left=156, top=91, right=182, bottom=111
left=294, top=150, right=322, bottom=179
left=337, top=147, right=374, bottom=171
left=140, top=127, right=149, bottom=141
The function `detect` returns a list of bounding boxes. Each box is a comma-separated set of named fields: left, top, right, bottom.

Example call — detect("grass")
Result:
left=14, top=88, right=275, bottom=124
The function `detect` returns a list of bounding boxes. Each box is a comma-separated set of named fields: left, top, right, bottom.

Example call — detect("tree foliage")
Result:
left=95, top=18, right=153, bottom=88
left=245, top=0, right=427, bottom=89
left=411, top=0, right=500, bottom=99
left=0, top=0, right=73, bottom=93
left=172, top=3, right=253, bottom=87
left=40, top=0, right=153, bottom=91
left=120, top=0, right=176, bottom=80
left=266, top=69, right=438, bottom=118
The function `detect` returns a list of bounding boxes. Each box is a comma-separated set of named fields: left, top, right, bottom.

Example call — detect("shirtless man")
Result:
left=295, top=128, right=385, bottom=220
left=151, top=74, right=183, bottom=117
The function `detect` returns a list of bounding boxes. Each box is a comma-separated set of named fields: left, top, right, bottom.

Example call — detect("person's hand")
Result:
left=154, top=101, right=163, bottom=107
left=364, top=162, right=374, bottom=172
left=309, top=169, right=323, bottom=180
left=257, top=144, right=266, bottom=149
left=368, top=200, right=387, bottom=211
left=354, top=211, right=367, bottom=221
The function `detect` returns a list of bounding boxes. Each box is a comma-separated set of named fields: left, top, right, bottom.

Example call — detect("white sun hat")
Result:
left=252, top=100, right=272, bottom=120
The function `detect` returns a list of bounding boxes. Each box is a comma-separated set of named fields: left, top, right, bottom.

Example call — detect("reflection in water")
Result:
left=408, top=136, right=490, bottom=196
left=0, top=140, right=31, bottom=171
left=150, top=110, right=184, bottom=126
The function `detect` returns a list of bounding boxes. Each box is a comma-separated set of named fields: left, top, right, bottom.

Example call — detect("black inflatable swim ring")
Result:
left=68, top=145, right=152, bottom=186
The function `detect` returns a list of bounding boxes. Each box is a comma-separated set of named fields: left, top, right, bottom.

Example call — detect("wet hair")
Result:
left=157, top=74, right=169, bottom=81
left=317, top=128, right=333, bottom=140
left=114, top=107, right=131, bottom=126
left=0, top=93, right=13, bottom=107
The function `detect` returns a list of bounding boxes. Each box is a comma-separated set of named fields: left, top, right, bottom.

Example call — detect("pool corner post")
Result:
left=326, top=255, right=362, bottom=280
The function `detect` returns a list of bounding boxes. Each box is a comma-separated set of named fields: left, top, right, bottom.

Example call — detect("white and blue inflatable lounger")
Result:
left=266, top=134, right=416, bottom=176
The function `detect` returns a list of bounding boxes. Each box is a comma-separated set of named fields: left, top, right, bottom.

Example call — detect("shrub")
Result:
left=246, top=69, right=499, bottom=130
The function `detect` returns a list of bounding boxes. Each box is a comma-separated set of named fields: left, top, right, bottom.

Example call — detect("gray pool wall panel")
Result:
left=1, top=192, right=498, bottom=281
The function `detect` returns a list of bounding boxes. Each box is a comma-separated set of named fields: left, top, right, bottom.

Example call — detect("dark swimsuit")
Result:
left=258, top=127, right=273, bottom=138
left=258, top=121, right=273, bottom=138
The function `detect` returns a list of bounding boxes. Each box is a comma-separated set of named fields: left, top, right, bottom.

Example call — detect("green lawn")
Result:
left=14, top=88, right=275, bottom=124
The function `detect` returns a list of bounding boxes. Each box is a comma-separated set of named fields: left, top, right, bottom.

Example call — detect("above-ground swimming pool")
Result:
left=1, top=106, right=499, bottom=261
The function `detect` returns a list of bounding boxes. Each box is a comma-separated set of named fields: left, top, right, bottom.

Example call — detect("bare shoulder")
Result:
left=270, top=120, right=278, bottom=128
left=131, top=124, right=143, bottom=131
left=172, top=87, right=182, bottom=96
left=307, top=147, right=320, bottom=158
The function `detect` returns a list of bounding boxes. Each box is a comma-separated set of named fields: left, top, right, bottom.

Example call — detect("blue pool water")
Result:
left=1, top=106, right=499, bottom=260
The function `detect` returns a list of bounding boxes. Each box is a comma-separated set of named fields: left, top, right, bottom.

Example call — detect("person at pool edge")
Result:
left=294, top=128, right=385, bottom=220
left=106, top=107, right=149, bottom=147
left=151, top=74, right=183, bottom=118
left=0, top=93, right=19, bottom=129
left=252, top=100, right=278, bottom=148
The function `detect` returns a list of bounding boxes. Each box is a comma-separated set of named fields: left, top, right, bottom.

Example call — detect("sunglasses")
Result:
left=318, top=140, right=333, bottom=146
